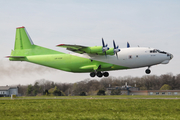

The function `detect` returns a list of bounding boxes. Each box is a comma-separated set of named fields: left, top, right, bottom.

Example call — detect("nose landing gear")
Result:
left=145, top=67, right=151, bottom=74
left=145, top=69, right=151, bottom=74
left=90, top=71, right=109, bottom=78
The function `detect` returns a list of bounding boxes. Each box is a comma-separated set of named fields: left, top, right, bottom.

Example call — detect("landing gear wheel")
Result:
left=90, top=72, right=96, bottom=77
left=97, top=71, right=103, bottom=77
left=103, top=72, right=109, bottom=77
left=145, top=69, right=151, bottom=74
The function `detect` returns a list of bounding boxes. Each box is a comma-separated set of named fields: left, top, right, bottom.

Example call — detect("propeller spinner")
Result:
left=113, top=40, right=120, bottom=59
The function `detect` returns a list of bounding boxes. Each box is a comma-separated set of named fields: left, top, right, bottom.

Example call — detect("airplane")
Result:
left=8, top=26, right=173, bottom=78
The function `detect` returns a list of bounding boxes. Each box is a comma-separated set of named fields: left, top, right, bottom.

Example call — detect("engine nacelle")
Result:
left=82, top=46, right=114, bottom=55
left=82, top=46, right=102, bottom=54
left=103, top=48, right=114, bottom=55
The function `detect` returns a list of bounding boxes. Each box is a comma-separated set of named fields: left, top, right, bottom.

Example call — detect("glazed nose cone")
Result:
left=170, top=54, right=173, bottom=60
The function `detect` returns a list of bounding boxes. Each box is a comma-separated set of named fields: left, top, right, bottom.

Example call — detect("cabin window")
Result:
left=156, top=92, right=159, bottom=95
left=162, top=92, right=165, bottom=95
left=149, top=92, right=153, bottom=95
left=129, top=55, right=132, bottom=59
left=136, top=55, right=138, bottom=58
left=174, top=92, right=178, bottom=95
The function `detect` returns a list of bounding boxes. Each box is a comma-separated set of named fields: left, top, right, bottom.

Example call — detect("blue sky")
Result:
left=0, top=0, right=180, bottom=85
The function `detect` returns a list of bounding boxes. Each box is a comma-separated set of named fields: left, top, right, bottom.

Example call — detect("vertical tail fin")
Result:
left=9, top=26, right=63, bottom=60
left=15, top=26, right=34, bottom=50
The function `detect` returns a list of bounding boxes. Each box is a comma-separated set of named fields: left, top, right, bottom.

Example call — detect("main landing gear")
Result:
left=145, top=67, right=151, bottom=74
left=90, top=71, right=109, bottom=78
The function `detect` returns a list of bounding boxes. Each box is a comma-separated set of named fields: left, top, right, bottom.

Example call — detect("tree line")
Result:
left=17, top=73, right=180, bottom=96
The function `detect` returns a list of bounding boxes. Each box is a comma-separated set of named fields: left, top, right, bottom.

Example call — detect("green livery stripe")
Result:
left=9, top=27, right=129, bottom=73
left=24, top=54, right=129, bottom=73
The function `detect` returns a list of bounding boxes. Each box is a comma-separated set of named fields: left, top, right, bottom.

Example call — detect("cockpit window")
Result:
left=150, top=49, right=167, bottom=54
left=150, top=49, right=157, bottom=53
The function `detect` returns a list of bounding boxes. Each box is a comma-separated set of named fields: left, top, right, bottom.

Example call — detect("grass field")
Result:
left=0, top=96, right=180, bottom=120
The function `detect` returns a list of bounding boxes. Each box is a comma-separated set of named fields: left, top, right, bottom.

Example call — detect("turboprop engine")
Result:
left=82, top=38, right=120, bottom=56
left=83, top=46, right=114, bottom=55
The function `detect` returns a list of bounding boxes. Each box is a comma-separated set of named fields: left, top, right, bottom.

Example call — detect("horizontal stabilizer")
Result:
left=7, top=56, right=26, bottom=61
left=6, top=56, right=26, bottom=58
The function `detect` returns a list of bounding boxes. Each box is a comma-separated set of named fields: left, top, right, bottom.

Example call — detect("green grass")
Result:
left=0, top=96, right=180, bottom=120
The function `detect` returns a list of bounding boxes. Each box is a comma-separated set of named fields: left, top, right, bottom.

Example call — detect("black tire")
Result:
left=97, top=71, right=103, bottom=77
left=103, top=72, right=109, bottom=77
left=90, top=72, right=96, bottom=77
left=145, top=69, right=151, bottom=74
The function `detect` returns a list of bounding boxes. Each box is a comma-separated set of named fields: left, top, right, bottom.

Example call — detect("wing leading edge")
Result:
left=57, top=44, right=88, bottom=54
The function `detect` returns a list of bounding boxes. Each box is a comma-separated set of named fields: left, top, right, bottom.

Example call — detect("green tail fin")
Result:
left=10, top=26, right=63, bottom=59
left=15, top=26, right=34, bottom=50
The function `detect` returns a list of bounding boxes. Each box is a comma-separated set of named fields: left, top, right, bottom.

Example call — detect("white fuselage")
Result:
left=74, top=47, right=173, bottom=69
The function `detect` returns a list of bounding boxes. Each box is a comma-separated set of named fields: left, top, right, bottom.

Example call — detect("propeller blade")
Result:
left=102, top=38, right=105, bottom=47
left=113, top=40, right=121, bottom=59
left=115, top=52, right=118, bottom=59
left=113, top=40, right=116, bottom=49
left=105, top=51, right=107, bottom=58
left=101, top=38, right=109, bottom=58
left=127, top=42, right=130, bottom=48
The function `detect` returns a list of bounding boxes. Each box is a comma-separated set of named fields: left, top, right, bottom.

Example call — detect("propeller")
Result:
left=113, top=40, right=120, bottom=59
left=102, top=38, right=109, bottom=57
left=127, top=42, right=130, bottom=48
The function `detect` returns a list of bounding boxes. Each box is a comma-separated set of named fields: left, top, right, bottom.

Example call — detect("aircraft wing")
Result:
left=57, top=43, right=115, bottom=55
left=57, top=44, right=88, bottom=54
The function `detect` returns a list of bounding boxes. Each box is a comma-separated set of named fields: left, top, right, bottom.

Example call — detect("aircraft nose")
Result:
left=167, top=53, right=173, bottom=60
left=170, top=54, right=173, bottom=60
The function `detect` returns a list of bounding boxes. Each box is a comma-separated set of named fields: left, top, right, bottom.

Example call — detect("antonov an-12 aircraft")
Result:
left=8, top=26, right=173, bottom=77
